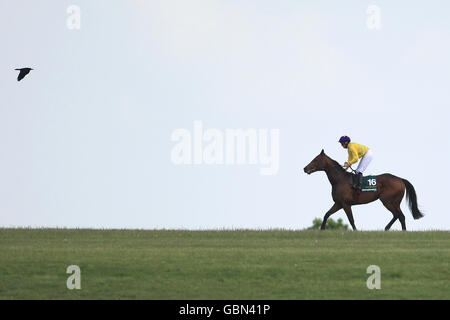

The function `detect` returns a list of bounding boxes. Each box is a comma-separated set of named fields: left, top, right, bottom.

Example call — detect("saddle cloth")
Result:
left=360, top=175, right=378, bottom=192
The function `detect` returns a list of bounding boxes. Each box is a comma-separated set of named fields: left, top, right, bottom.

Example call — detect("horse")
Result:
left=303, top=149, right=424, bottom=231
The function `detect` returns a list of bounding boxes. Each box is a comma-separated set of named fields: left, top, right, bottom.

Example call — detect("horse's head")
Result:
left=304, top=149, right=328, bottom=174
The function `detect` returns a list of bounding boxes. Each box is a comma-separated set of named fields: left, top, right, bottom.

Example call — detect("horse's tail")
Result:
left=402, top=179, right=424, bottom=220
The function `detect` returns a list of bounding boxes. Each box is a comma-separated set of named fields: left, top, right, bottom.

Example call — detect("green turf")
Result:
left=0, top=228, right=448, bottom=299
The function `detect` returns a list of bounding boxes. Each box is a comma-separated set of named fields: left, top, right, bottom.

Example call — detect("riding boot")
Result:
left=353, top=172, right=363, bottom=189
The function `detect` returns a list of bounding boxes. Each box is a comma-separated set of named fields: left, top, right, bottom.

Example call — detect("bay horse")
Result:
left=303, top=150, right=424, bottom=231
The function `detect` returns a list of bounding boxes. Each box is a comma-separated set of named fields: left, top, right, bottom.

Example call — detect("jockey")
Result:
left=338, top=136, right=373, bottom=189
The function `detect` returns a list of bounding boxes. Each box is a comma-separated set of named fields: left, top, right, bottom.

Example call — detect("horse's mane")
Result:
left=325, top=154, right=352, bottom=176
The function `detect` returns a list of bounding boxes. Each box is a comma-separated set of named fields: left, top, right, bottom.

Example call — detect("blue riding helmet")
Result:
left=338, top=136, right=351, bottom=143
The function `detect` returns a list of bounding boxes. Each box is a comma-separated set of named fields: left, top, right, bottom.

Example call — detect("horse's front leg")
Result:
left=342, top=204, right=357, bottom=231
left=321, top=203, right=342, bottom=230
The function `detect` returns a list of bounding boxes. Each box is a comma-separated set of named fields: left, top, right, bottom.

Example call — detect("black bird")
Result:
left=15, top=67, right=33, bottom=81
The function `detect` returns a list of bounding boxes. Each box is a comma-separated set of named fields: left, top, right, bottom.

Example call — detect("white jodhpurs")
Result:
left=356, top=149, right=373, bottom=174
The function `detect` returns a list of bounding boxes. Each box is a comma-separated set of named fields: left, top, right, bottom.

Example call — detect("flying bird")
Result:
left=15, top=67, right=33, bottom=81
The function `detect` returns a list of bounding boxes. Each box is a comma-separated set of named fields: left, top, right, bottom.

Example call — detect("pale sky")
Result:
left=0, top=0, right=449, bottom=230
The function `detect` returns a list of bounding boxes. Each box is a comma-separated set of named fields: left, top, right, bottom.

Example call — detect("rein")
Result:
left=343, top=166, right=357, bottom=173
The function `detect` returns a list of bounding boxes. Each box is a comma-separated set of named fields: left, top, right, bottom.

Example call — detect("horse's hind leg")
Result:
left=384, top=215, right=398, bottom=231
left=397, top=207, right=406, bottom=231
left=381, top=200, right=400, bottom=231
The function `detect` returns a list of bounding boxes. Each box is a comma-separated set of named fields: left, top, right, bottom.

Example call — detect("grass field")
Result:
left=0, top=228, right=448, bottom=299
